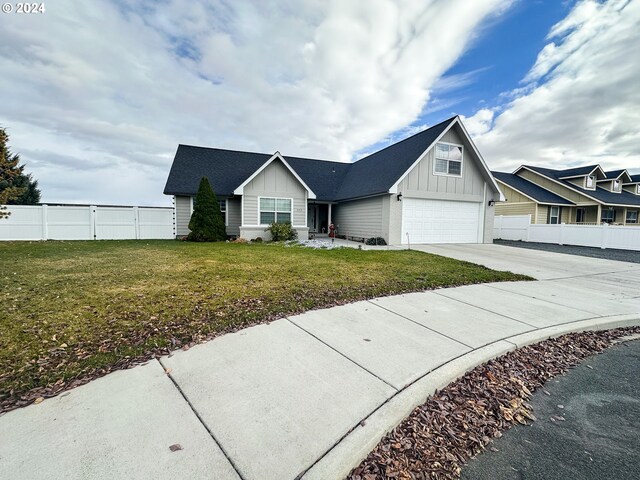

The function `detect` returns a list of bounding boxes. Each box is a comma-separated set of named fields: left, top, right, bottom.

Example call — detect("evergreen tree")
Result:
left=7, top=172, right=40, bottom=204
left=0, top=127, right=41, bottom=219
left=187, top=177, right=226, bottom=242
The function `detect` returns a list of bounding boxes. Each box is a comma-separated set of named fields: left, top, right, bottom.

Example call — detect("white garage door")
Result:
left=401, top=198, right=482, bottom=244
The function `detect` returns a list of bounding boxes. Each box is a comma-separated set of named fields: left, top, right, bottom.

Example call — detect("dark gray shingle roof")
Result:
left=524, top=166, right=640, bottom=206
left=164, top=117, right=457, bottom=202
left=333, top=117, right=455, bottom=200
left=492, top=172, right=573, bottom=205
left=164, top=146, right=269, bottom=197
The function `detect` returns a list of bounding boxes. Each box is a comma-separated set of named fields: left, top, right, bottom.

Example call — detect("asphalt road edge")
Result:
left=301, top=314, right=640, bottom=480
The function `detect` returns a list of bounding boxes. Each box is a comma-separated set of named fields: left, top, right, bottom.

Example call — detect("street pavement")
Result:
left=1, top=244, right=639, bottom=480
left=462, top=337, right=640, bottom=480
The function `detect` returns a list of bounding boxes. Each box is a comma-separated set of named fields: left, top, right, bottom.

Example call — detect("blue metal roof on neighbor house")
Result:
left=523, top=166, right=640, bottom=206
left=629, top=174, right=640, bottom=183
left=164, top=117, right=457, bottom=202
left=555, top=165, right=601, bottom=178
left=603, top=169, right=627, bottom=180
left=492, top=172, right=573, bottom=205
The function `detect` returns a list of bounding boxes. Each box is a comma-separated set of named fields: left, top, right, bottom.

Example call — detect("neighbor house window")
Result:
left=259, top=197, right=292, bottom=224
left=576, top=208, right=585, bottom=223
left=626, top=210, right=638, bottom=224
left=434, top=143, right=463, bottom=176
left=613, top=180, right=620, bottom=191
left=585, top=175, right=595, bottom=189
left=601, top=208, right=615, bottom=223
left=637, top=185, right=640, bottom=195
left=549, top=206, right=560, bottom=224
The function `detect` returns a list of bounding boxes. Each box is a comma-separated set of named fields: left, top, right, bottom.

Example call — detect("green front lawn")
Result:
left=0, top=240, right=530, bottom=409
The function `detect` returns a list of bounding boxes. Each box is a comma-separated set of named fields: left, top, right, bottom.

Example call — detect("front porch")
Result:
left=307, top=202, right=334, bottom=235
left=563, top=205, right=638, bottom=226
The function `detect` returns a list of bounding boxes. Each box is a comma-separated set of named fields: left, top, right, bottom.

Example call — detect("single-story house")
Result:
left=493, top=165, right=640, bottom=225
left=163, top=116, right=505, bottom=244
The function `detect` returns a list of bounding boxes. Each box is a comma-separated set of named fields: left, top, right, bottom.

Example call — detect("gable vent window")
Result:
left=613, top=180, right=620, bottom=191
left=637, top=185, right=640, bottom=194
left=260, top=197, right=292, bottom=225
left=434, top=143, right=463, bottom=176
left=585, top=175, right=595, bottom=188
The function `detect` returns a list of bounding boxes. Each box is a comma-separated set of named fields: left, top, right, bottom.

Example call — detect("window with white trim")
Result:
left=637, top=185, right=640, bottom=195
left=219, top=199, right=227, bottom=225
left=626, top=210, right=637, bottom=224
left=613, top=180, right=621, bottom=191
left=585, top=175, right=595, bottom=189
left=434, top=143, right=463, bottom=176
left=259, top=197, right=292, bottom=225
left=601, top=208, right=615, bottom=223
left=549, top=206, right=560, bottom=224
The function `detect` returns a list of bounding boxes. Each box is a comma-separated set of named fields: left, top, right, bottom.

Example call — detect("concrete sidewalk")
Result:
left=1, top=244, right=639, bottom=480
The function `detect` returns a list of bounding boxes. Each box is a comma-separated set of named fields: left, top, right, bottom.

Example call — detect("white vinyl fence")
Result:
left=0, top=204, right=175, bottom=241
left=494, top=215, right=640, bottom=251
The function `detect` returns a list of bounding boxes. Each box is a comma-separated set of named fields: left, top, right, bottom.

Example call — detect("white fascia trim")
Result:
left=233, top=151, right=317, bottom=199
left=596, top=174, right=622, bottom=182
left=388, top=117, right=506, bottom=201
left=388, top=118, right=456, bottom=196
left=454, top=117, right=506, bottom=202
left=495, top=179, right=574, bottom=206
left=608, top=169, right=632, bottom=183
left=517, top=166, right=605, bottom=204
left=241, top=225, right=308, bottom=228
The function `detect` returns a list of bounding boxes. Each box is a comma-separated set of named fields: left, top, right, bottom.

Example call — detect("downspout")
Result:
left=481, top=182, right=487, bottom=243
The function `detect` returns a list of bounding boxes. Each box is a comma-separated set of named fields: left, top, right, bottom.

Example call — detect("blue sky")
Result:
left=370, top=0, right=574, bottom=154
left=0, top=0, right=638, bottom=205
left=428, top=1, right=570, bottom=121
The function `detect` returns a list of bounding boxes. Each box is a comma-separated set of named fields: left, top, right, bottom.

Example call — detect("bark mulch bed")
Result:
left=348, top=326, right=640, bottom=480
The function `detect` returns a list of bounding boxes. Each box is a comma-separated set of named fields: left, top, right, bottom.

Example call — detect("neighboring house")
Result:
left=164, top=116, right=504, bottom=244
left=493, top=165, right=640, bottom=225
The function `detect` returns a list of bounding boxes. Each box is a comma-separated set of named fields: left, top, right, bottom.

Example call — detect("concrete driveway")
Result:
left=1, top=244, right=639, bottom=480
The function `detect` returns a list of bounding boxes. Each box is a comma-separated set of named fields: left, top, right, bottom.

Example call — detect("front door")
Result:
left=307, top=205, right=318, bottom=232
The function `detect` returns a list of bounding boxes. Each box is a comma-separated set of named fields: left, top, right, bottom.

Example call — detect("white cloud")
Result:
left=0, top=0, right=511, bottom=204
left=460, top=108, right=494, bottom=137
left=468, top=0, right=640, bottom=174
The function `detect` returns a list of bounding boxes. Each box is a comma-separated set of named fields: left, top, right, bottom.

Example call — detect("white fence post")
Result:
left=526, top=214, right=531, bottom=242
left=559, top=222, right=565, bottom=245
left=41, top=204, right=48, bottom=240
left=133, top=206, right=140, bottom=240
left=601, top=223, right=608, bottom=249
left=90, top=206, right=97, bottom=240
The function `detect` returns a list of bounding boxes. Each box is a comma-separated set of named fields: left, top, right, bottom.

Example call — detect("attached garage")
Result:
left=401, top=198, right=483, bottom=244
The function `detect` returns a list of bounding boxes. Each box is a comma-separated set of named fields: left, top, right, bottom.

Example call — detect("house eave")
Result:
left=387, top=116, right=506, bottom=201
left=232, top=152, right=317, bottom=199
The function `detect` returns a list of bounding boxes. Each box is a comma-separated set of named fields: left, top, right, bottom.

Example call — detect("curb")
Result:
left=301, top=314, right=640, bottom=480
